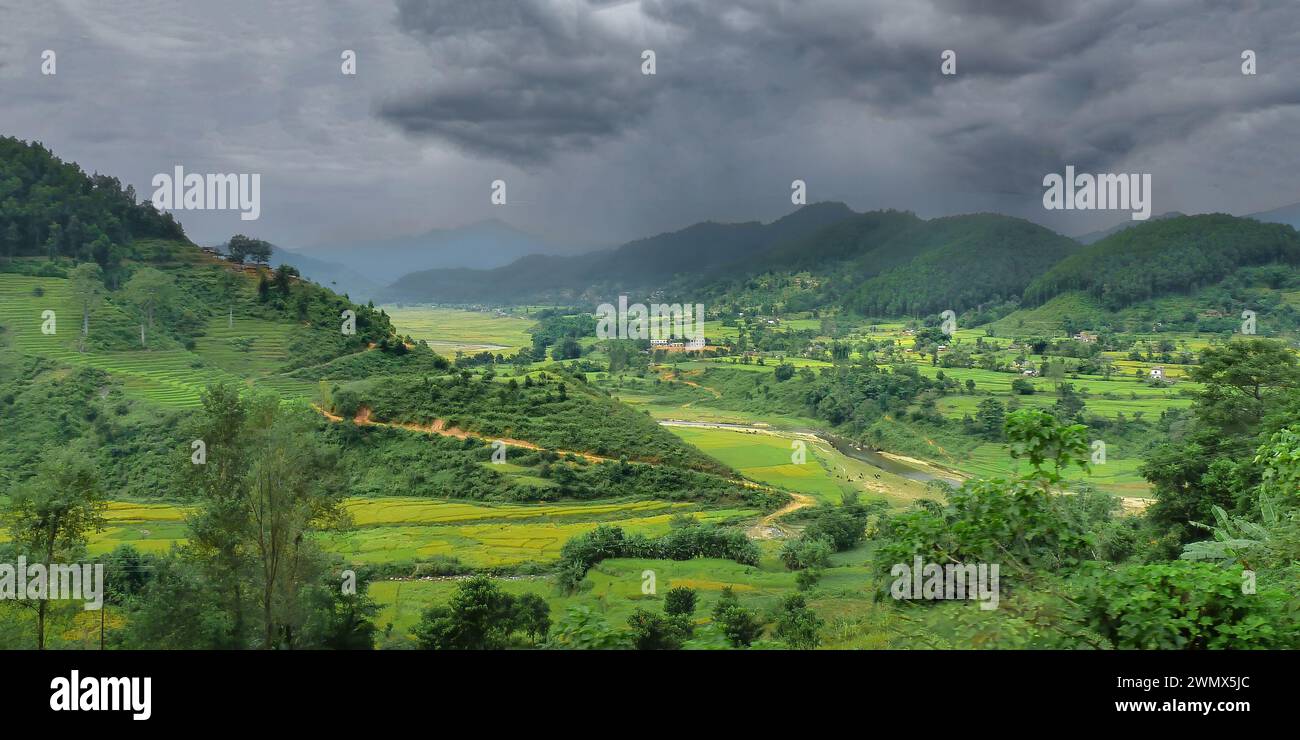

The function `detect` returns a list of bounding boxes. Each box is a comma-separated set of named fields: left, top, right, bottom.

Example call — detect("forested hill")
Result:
left=840, top=213, right=1079, bottom=316
left=1023, top=214, right=1300, bottom=310
left=0, top=136, right=399, bottom=363
left=0, top=137, right=186, bottom=275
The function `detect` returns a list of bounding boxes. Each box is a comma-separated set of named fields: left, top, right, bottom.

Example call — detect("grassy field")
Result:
left=369, top=550, right=896, bottom=648
left=382, top=305, right=535, bottom=355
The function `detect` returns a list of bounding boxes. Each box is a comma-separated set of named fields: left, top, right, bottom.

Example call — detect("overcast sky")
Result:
left=2, top=0, right=1299, bottom=251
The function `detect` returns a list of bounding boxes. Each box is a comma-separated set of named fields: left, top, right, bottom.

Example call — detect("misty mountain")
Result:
left=383, top=202, right=856, bottom=303
left=1248, top=201, right=1300, bottom=231
left=265, top=245, right=382, bottom=303
left=298, top=219, right=587, bottom=286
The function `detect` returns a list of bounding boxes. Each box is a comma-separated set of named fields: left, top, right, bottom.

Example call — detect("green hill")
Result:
left=841, top=213, right=1079, bottom=316
left=1024, top=214, right=1300, bottom=310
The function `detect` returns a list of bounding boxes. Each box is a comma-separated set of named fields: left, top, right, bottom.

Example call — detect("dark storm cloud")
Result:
left=379, top=0, right=661, bottom=163
left=377, top=0, right=1300, bottom=209
left=4, top=0, right=1299, bottom=247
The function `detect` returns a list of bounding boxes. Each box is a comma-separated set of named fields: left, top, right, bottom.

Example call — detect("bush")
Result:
left=779, top=537, right=833, bottom=571
left=712, top=587, right=765, bottom=647
left=1072, top=562, right=1299, bottom=649
left=664, top=586, right=698, bottom=618
left=774, top=593, right=823, bottom=649
left=627, top=608, right=692, bottom=650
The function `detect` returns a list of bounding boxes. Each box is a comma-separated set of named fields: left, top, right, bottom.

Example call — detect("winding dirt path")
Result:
left=314, top=403, right=804, bottom=534
left=657, top=370, right=723, bottom=408
left=746, top=490, right=816, bottom=540
left=313, top=404, right=614, bottom=463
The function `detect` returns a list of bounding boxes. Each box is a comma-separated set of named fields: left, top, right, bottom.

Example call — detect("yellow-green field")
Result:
left=666, top=425, right=932, bottom=506
left=74, top=497, right=759, bottom=567
left=382, top=305, right=535, bottom=355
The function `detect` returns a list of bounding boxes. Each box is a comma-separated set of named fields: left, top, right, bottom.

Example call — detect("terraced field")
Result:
left=0, top=274, right=317, bottom=408
left=192, top=316, right=294, bottom=376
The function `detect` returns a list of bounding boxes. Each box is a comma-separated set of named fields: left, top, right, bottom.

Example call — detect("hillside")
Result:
left=0, top=138, right=773, bottom=508
left=1023, top=214, right=1300, bottom=310
left=0, top=136, right=185, bottom=280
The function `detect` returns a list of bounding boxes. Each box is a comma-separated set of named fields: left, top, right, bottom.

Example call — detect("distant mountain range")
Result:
left=261, top=194, right=1300, bottom=313
left=383, top=202, right=858, bottom=304
left=265, top=219, right=595, bottom=303
left=380, top=203, right=1083, bottom=311
left=374, top=203, right=1300, bottom=321
left=1248, top=201, right=1300, bottom=231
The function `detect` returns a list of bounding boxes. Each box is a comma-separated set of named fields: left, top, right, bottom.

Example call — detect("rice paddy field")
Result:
left=73, top=497, right=759, bottom=567
left=382, top=305, right=535, bottom=355
left=665, top=425, right=934, bottom=506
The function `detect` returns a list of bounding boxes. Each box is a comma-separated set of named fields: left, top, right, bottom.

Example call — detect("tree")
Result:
left=1005, top=407, right=1090, bottom=483
left=552, top=336, right=581, bottom=361
left=122, top=267, right=175, bottom=348
left=273, top=264, right=297, bottom=295
left=217, top=268, right=241, bottom=328
left=627, top=608, right=690, bottom=650
left=67, top=262, right=104, bottom=352
left=546, top=606, right=627, bottom=649
left=245, top=410, right=346, bottom=648
left=299, top=571, right=380, bottom=649
left=711, top=587, right=764, bottom=647
left=227, top=234, right=272, bottom=265
left=2, top=444, right=105, bottom=649
left=1143, top=339, right=1300, bottom=537
left=774, top=593, right=823, bottom=649
left=779, top=537, right=833, bottom=570
left=1191, top=339, right=1299, bottom=441
left=412, top=576, right=549, bottom=649
left=974, top=398, right=1006, bottom=441
left=185, top=385, right=347, bottom=649
left=186, top=382, right=255, bottom=646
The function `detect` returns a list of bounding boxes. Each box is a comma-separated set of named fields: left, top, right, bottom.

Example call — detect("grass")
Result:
left=369, top=553, right=900, bottom=648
